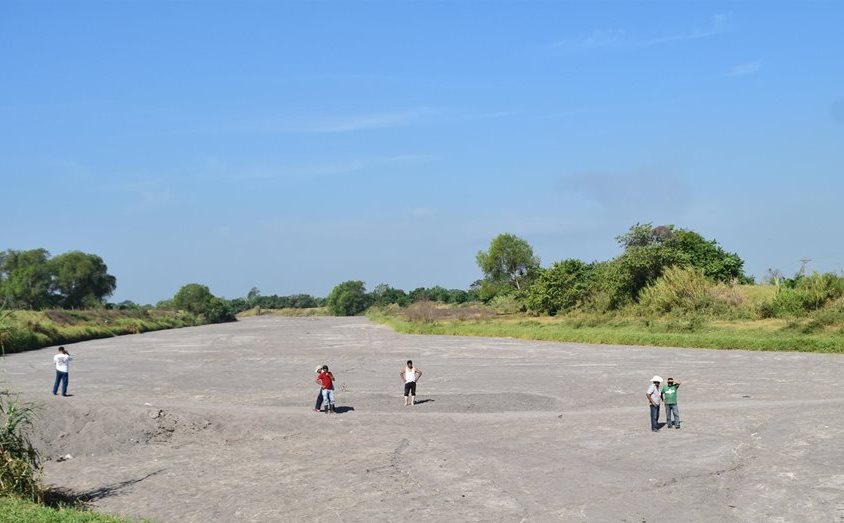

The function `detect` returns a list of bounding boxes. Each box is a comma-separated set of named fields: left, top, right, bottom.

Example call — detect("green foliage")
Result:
left=172, top=284, right=215, bottom=314
left=576, top=224, right=751, bottom=310
left=488, top=294, right=522, bottom=314
left=326, top=281, right=371, bottom=316
left=373, top=308, right=844, bottom=353
left=476, top=234, right=540, bottom=294
left=525, top=259, right=595, bottom=315
left=759, top=272, right=844, bottom=317
left=370, top=284, right=410, bottom=307
left=228, top=291, right=325, bottom=313
left=668, top=229, right=749, bottom=283
left=0, top=249, right=117, bottom=310
left=0, top=391, right=41, bottom=501
left=0, top=304, right=11, bottom=355
left=171, top=284, right=234, bottom=323
left=470, top=279, right=511, bottom=303
left=0, top=310, right=201, bottom=354
left=639, top=266, right=716, bottom=313
left=0, top=496, right=138, bottom=522
left=0, top=250, right=53, bottom=309
left=47, top=252, right=116, bottom=309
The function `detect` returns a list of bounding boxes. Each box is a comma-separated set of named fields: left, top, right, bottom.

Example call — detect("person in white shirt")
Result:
left=646, top=375, right=662, bottom=432
left=400, top=360, right=422, bottom=406
left=52, top=346, right=72, bottom=397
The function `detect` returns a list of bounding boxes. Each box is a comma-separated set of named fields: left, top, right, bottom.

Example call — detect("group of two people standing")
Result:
left=646, top=375, right=681, bottom=432
left=313, top=360, right=422, bottom=413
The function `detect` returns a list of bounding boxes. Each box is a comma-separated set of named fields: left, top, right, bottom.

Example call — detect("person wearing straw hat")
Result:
left=646, top=375, right=663, bottom=432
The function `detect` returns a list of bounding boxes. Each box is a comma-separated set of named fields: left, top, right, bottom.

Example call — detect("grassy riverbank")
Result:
left=236, top=307, right=328, bottom=318
left=0, top=309, right=203, bottom=355
left=368, top=306, right=844, bottom=353
left=0, top=497, right=137, bottom=523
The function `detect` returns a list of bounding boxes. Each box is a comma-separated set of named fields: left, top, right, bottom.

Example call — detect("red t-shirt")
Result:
left=317, top=371, right=334, bottom=390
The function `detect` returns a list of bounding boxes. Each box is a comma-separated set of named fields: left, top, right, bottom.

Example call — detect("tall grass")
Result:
left=0, top=496, right=138, bottom=522
left=0, top=391, right=41, bottom=501
left=0, top=309, right=201, bottom=355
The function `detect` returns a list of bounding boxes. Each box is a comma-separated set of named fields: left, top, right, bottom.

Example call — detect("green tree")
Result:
left=326, top=280, right=371, bottom=316
left=172, top=283, right=216, bottom=314
left=48, top=251, right=117, bottom=308
left=0, top=249, right=54, bottom=309
left=476, top=234, right=540, bottom=295
left=668, top=229, right=749, bottom=283
left=525, top=259, right=596, bottom=315
left=594, top=223, right=750, bottom=308
left=171, top=283, right=235, bottom=322
left=246, top=287, right=261, bottom=307
left=371, top=284, right=410, bottom=307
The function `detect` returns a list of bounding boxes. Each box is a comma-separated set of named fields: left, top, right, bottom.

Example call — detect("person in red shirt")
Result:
left=315, top=365, right=336, bottom=413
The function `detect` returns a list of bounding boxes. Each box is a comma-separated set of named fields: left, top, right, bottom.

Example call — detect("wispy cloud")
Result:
left=193, top=108, right=517, bottom=135
left=723, top=60, right=763, bottom=77
left=293, top=109, right=434, bottom=133
left=551, top=13, right=731, bottom=50
left=216, top=154, right=430, bottom=181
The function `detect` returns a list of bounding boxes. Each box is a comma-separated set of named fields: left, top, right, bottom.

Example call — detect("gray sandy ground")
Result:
left=2, top=316, right=843, bottom=522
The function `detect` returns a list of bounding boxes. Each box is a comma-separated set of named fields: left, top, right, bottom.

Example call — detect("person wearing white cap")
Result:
left=646, top=375, right=663, bottom=432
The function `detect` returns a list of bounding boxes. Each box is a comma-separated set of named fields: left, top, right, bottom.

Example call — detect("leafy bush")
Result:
left=759, top=273, right=844, bottom=317
left=171, top=284, right=235, bottom=323
left=524, top=259, right=595, bottom=315
left=326, top=281, right=371, bottom=316
left=0, top=391, right=41, bottom=501
left=638, top=266, right=715, bottom=313
left=489, top=294, right=522, bottom=314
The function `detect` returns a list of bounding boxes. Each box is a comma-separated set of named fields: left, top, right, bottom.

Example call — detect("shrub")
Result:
left=794, top=272, right=844, bottom=310
left=0, top=391, right=41, bottom=501
left=326, top=281, right=371, bottom=316
left=638, top=266, right=715, bottom=313
left=524, top=259, right=595, bottom=315
left=759, top=273, right=844, bottom=317
left=404, top=301, right=438, bottom=323
left=489, top=294, right=522, bottom=314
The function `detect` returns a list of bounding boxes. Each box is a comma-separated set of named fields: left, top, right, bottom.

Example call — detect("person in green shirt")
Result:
left=661, top=377, right=681, bottom=429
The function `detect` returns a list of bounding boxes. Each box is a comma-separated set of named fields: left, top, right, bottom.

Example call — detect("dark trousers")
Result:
left=404, top=381, right=417, bottom=397
left=53, top=371, right=69, bottom=396
left=314, top=389, right=324, bottom=410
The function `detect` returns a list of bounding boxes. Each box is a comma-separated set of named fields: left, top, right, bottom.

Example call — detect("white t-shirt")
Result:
left=647, top=383, right=661, bottom=406
left=54, top=353, right=72, bottom=373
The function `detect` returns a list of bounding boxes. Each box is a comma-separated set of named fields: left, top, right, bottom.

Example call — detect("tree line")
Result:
left=8, top=223, right=839, bottom=323
left=326, top=223, right=844, bottom=318
left=0, top=249, right=116, bottom=309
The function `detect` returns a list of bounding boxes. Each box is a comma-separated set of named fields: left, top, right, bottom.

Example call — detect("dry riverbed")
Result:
left=2, top=316, right=843, bottom=522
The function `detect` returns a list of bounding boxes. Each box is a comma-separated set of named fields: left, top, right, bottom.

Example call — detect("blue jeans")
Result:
left=53, top=371, right=68, bottom=396
left=665, top=403, right=680, bottom=427
left=321, top=389, right=335, bottom=405
left=649, top=404, right=660, bottom=430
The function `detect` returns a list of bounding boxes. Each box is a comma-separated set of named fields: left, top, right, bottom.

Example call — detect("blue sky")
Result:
left=2, top=1, right=842, bottom=304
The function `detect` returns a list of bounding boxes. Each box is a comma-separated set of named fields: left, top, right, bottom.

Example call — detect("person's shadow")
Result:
left=413, top=399, right=434, bottom=405
left=334, top=406, right=355, bottom=414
